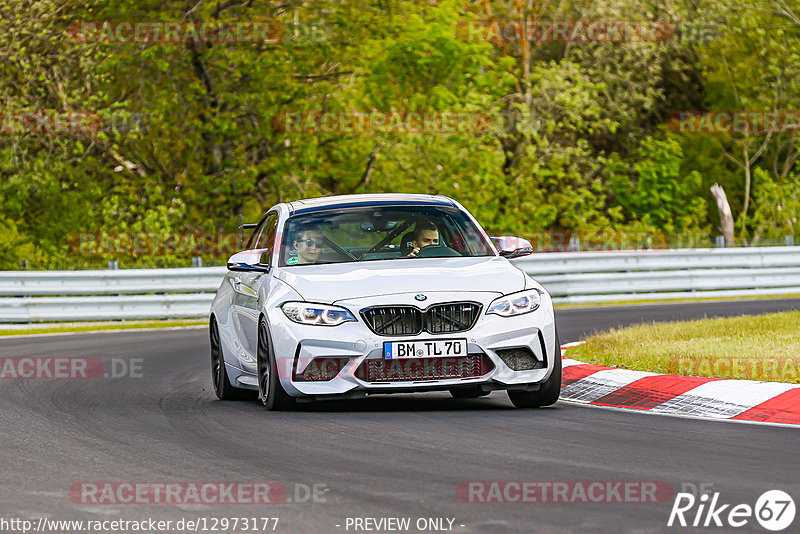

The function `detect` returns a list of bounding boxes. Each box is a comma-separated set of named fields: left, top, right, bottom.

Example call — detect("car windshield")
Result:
left=279, top=205, right=495, bottom=266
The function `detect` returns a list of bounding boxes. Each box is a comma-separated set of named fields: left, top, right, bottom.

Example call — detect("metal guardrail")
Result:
left=514, top=247, right=800, bottom=274
left=0, top=247, right=798, bottom=322
left=0, top=267, right=225, bottom=323
left=0, top=268, right=226, bottom=296
left=0, top=294, right=215, bottom=322
left=514, top=246, right=800, bottom=303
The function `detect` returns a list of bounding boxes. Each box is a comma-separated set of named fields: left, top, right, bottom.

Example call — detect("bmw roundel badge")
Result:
left=415, top=294, right=427, bottom=301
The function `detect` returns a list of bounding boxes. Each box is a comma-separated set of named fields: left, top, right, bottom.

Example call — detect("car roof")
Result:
left=287, top=194, right=456, bottom=215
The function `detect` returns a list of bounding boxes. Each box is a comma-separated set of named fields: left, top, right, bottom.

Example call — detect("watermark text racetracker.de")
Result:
left=68, top=232, right=241, bottom=257
left=0, top=516, right=279, bottom=533
left=67, top=20, right=327, bottom=44
left=0, top=110, right=148, bottom=135
left=457, top=480, right=674, bottom=503
left=667, top=355, right=800, bottom=382
left=273, top=111, right=491, bottom=135
left=0, top=357, right=142, bottom=380
left=459, top=19, right=672, bottom=43
left=69, top=482, right=328, bottom=505
left=668, top=110, right=800, bottom=134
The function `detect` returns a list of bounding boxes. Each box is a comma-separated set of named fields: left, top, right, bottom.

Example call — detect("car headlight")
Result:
left=486, top=289, right=541, bottom=317
left=281, top=302, right=357, bottom=326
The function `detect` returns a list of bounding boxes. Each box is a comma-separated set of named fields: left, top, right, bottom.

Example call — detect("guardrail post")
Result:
left=192, top=257, right=203, bottom=267
left=108, top=261, right=119, bottom=270
left=787, top=236, right=795, bottom=247
left=715, top=235, right=725, bottom=248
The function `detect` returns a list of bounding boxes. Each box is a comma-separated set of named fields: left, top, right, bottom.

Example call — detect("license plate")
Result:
left=383, top=339, right=467, bottom=359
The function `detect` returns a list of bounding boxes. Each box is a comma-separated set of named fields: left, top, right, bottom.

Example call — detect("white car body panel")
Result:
left=274, top=256, right=525, bottom=303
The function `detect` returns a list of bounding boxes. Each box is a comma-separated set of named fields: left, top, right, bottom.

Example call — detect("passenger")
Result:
left=290, top=225, right=324, bottom=264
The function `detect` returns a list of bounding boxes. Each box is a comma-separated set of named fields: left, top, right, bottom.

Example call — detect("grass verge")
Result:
left=568, top=311, right=800, bottom=383
left=0, top=319, right=206, bottom=337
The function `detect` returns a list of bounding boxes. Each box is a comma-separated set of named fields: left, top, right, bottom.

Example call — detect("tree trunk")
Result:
left=710, top=184, right=735, bottom=247
left=742, top=144, right=751, bottom=224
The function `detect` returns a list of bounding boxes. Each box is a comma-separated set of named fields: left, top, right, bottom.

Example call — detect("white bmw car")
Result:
left=209, top=194, right=560, bottom=410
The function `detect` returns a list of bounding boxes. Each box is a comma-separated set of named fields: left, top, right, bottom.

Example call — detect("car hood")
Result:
left=273, top=256, right=525, bottom=304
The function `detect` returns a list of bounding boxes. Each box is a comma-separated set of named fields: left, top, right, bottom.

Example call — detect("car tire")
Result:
left=449, top=386, right=490, bottom=399
left=210, top=316, right=255, bottom=400
left=507, top=330, right=562, bottom=408
left=257, top=316, right=296, bottom=411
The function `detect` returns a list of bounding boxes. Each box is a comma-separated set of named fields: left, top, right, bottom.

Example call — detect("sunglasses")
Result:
left=298, top=239, right=324, bottom=248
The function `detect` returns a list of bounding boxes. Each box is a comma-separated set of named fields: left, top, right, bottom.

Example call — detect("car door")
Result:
left=231, top=212, right=279, bottom=361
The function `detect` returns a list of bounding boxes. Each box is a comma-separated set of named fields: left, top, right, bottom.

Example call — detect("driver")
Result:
left=407, top=220, right=439, bottom=257
left=291, top=224, right=324, bottom=264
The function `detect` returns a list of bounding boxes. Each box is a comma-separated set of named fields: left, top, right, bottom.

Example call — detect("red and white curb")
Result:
left=559, top=342, right=800, bottom=427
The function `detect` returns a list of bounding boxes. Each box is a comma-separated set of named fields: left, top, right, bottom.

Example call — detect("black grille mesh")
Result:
left=427, top=303, right=480, bottom=333
left=355, top=355, right=493, bottom=382
left=361, top=307, right=423, bottom=335
left=361, top=303, right=480, bottom=336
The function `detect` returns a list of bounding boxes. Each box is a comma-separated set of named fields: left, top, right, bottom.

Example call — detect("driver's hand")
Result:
left=408, top=246, right=420, bottom=257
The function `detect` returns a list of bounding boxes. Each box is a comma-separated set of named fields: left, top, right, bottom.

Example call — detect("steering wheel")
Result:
left=414, top=244, right=461, bottom=258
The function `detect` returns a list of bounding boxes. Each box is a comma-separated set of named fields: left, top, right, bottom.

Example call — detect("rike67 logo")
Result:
left=668, top=489, right=795, bottom=531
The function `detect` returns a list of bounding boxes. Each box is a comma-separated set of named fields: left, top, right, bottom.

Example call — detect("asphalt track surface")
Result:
left=1, top=299, right=799, bottom=533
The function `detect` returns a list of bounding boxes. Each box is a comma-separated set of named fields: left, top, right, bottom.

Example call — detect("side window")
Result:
left=245, top=214, right=267, bottom=250
left=253, top=214, right=278, bottom=265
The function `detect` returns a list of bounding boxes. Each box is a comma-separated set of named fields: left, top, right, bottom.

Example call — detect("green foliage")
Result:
left=0, top=214, right=37, bottom=269
left=749, top=169, right=800, bottom=242
left=0, top=0, right=798, bottom=269
left=609, top=136, right=707, bottom=235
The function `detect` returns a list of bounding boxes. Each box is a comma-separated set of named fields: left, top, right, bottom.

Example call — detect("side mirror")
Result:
left=491, top=236, right=533, bottom=259
left=227, top=250, right=270, bottom=272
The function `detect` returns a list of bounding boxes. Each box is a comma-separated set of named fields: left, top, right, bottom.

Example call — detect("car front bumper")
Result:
left=256, top=291, right=557, bottom=398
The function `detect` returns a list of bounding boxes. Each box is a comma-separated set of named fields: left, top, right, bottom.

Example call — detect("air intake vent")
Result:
left=355, top=354, right=493, bottom=382
left=496, top=347, right=544, bottom=371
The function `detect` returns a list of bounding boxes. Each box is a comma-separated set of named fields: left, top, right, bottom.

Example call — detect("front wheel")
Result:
left=257, top=317, right=296, bottom=411
left=210, top=317, right=254, bottom=400
left=507, top=331, right=561, bottom=408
